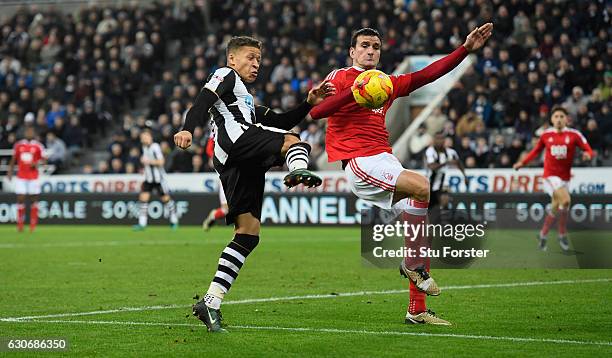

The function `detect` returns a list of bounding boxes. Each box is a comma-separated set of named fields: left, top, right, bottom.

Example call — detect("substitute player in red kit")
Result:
left=310, top=24, right=493, bottom=325
left=202, top=132, right=228, bottom=231
left=7, top=126, right=46, bottom=233
left=513, top=106, right=594, bottom=252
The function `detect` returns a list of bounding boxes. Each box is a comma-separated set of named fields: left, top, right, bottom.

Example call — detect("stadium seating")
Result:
left=0, top=0, right=609, bottom=174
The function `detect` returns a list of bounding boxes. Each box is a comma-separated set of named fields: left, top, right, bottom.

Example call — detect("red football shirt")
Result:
left=319, top=66, right=405, bottom=162
left=312, top=46, right=468, bottom=162
left=522, top=127, right=594, bottom=181
left=13, top=139, right=44, bottom=180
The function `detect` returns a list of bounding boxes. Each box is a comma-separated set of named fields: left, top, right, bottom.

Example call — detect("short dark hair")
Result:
left=550, top=105, right=568, bottom=116
left=227, top=36, right=262, bottom=56
left=350, top=28, right=382, bottom=48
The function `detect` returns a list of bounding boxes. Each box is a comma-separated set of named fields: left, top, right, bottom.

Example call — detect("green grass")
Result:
left=0, top=226, right=611, bottom=357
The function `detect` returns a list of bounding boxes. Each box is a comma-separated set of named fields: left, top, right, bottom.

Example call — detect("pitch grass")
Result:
left=0, top=226, right=610, bottom=357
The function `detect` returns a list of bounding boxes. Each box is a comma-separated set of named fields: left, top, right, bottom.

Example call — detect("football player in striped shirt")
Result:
left=133, top=130, right=178, bottom=231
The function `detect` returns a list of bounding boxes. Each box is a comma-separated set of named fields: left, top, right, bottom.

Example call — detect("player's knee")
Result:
left=414, top=177, right=430, bottom=202
left=234, top=213, right=260, bottom=235
left=281, top=134, right=300, bottom=154
left=559, top=198, right=571, bottom=209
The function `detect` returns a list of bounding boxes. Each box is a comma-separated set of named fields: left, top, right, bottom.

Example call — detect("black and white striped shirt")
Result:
left=425, top=146, right=459, bottom=192
left=204, top=67, right=257, bottom=165
left=142, top=142, right=167, bottom=183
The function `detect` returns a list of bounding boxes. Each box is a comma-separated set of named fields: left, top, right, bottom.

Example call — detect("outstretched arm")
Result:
left=259, top=81, right=336, bottom=128
left=395, top=23, right=494, bottom=97
left=576, top=133, right=594, bottom=161
left=309, top=87, right=354, bottom=120
left=514, top=136, right=544, bottom=170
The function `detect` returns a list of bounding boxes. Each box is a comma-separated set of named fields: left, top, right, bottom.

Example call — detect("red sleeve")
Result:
left=310, top=69, right=353, bottom=120
left=309, top=88, right=354, bottom=119
left=393, top=45, right=469, bottom=97
left=522, top=135, right=545, bottom=165
left=205, top=137, right=214, bottom=158
left=13, top=143, right=19, bottom=159
left=575, top=131, right=595, bottom=157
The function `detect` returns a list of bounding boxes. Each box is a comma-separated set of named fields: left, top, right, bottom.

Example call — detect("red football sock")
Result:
left=403, top=198, right=429, bottom=315
left=16, top=203, right=25, bottom=232
left=409, top=281, right=427, bottom=314
left=558, top=208, right=568, bottom=236
left=402, top=199, right=429, bottom=270
left=30, top=202, right=39, bottom=232
left=213, top=207, right=227, bottom=220
left=540, top=213, right=556, bottom=237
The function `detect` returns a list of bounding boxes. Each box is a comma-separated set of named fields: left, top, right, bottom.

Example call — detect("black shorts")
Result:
left=141, top=181, right=169, bottom=196
left=216, top=126, right=293, bottom=225
left=429, top=190, right=441, bottom=209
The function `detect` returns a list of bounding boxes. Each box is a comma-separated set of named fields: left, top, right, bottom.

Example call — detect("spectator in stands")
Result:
left=95, top=161, right=109, bottom=174
left=45, top=100, right=66, bottom=128
left=473, top=137, right=490, bottom=168
left=192, top=154, right=206, bottom=173
left=300, top=122, right=325, bottom=160
left=409, top=124, right=432, bottom=164
left=563, top=86, right=588, bottom=119
left=109, top=158, right=124, bottom=174
left=455, top=111, right=483, bottom=137
left=45, top=131, right=66, bottom=172
left=63, top=116, right=84, bottom=153
left=456, top=136, right=475, bottom=161
left=515, top=110, right=534, bottom=142
left=506, top=138, right=525, bottom=165
left=598, top=71, right=611, bottom=101
left=0, top=0, right=608, bottom=174
left=584, top=119, right=603, bottom=161
left=125, top=162, right=136, bottom=174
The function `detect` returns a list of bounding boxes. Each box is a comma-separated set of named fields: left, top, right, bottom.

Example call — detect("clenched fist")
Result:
left=174, top=130, right=193, bottom=149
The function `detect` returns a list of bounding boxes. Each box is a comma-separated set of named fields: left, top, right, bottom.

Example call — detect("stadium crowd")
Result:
left=0, top=0, right=609, bottom=174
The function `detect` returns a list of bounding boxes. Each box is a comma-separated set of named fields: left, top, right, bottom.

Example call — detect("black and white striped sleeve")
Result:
left=204, top=67, right=236, bottom=97
left=182, top=68, right=236, bottom=134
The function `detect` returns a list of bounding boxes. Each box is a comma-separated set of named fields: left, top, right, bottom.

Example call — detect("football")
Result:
left=352, top=69, right=394, bottom=109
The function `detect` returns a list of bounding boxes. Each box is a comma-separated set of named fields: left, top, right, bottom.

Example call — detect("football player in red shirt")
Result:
left=202, top=133, right=228, bottom=231
left=7, top=126, right=46, bottom=232
left=513, top=106, right=594, bottom=251
left=310, top=24, right=493, bottom=325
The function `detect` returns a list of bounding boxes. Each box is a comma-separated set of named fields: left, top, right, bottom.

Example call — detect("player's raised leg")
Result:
left=282, top=134, right=321, bottom=188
